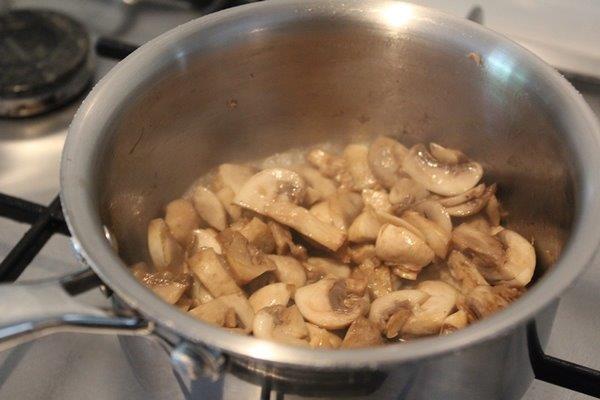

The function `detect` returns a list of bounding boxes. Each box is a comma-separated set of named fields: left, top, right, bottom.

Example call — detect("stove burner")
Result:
left=0, top=9, right=92, bottom=118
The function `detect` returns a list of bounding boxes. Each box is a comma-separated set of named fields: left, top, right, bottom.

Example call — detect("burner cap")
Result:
left=0, top=9, right=92, bottom=118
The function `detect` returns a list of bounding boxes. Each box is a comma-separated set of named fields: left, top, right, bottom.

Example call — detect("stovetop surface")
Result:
left=0, top=1, right=598, bottom=399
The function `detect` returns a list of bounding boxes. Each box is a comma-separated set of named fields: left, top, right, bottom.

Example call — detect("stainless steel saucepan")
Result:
left=1, top=1, right=599, bottom=398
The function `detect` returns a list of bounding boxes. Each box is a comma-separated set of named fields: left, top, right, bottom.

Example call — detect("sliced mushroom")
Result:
left=218, top=292, right=255, bottom=333
left=402, top=143, right=483, bottom=196
left=303, top=257, right=351, bottom=282
left=429, top=142, right=463, bottom=164
left=188, top=247, right=242, bottom=297
left=447, top=250, right=489, bottom=293
left=307, top=148, right=346, bottom=179
left=213, top=163, right=257, bottom=193
left=264, top=201, right=346, bottom=251
left=215, top=186, right=243, bottom=221
left=217, top=229, right=276, bottom=285
left=140, top=271, right=190, bottom=304
left=412, top=200, right=452, bottom=234
left=295, top=165, right=337, bottom=199
left=440, top=310, right=468, bottom=335
left=187, top=228, right=222, bottom=255
left=267, top=221, right=307, bottom=259
left=357, top=262, right=392, bottom=298
left=192, top=186, right=228, bottom=231
left=148, top=218, right=185, bottom=271
left=493, top=229, right=536, bottom=287
left=485, top=195, right=502, bottom=226
left=367, top=136, right=409, bottom=189
left=368, top=290, right=429, bottom=337
left=190, top=276, right=215, bottom=305
left=361, top=189, right=392, bottom=213
left=348, top=244, right=379, bottom=265
left=310, top=200, right=334, bottom=225
left=458, top=284, right=523, bottom=321
left=295, top=278, right=369, bottom=329
left=452, top=223, right=506, bottom=268
left=189, top=298, right=234, bottom=327
left=402, top=211, right=450, bottom=259
left=253, top=305, right=309, bottom=345
left=375, top=224, right=435, bottom=271
left=234, top=168, right=306, bottom=214
left=237, top=217, right=276, bottom=254
left=402, top=280, right=458, bottom=336
left=375, top=211, right=424, bottom=239
left=327, top=190, right=364, bottom=231
left=343, top=143, right=379, bottom=190
left=249, top=282, right=293, bottom=312
left=306, top=323, right=343, bottom=349
left=441, top=184, right=496, bottom=217
left=341, top=317, right=384, bottom=348
left=267, top=255, right=307, bottom=289
left=348, top=208, right=382, bottom=243
left=389, top=177, right=429, bottom=209
left=165, top=199, right=200, bottom=245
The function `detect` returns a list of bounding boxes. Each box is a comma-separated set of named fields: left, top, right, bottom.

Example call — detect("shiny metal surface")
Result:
left=3, top=0, right=600, bottom=398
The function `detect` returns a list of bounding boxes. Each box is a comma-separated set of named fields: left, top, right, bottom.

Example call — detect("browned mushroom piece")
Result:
left=402, top=143, right=483, bottom=196
left=402, top=210, right=450, bottom=259
left=306, top=148, right=347, bottom=181
left=147, top=218, right=185, bottom=272
left=267, top=221, right=307, bottom=259
left=164, top=198, right=200, bottom=245
left=375, top=224, right=435, bottom=275
left=212, top=163, right=258, bottom=195
left=361, top=189, right=392, bottom=213
left=235, top=217, right=276, bottom=254
left=357, top=262, right=392, bottom=299
left=327, top=190, right=364, bottom=232
left=458, top=284, right=524, bottom=322
left=440, top=310, right=468, bottom=335
left=341, top=317, right=384, bottom=348
left=367, top=136, right=409, bottom=189
left=303, top=257, right=351, bottom=282
left=295, top=278, right=369, bottom=330
left=188, top=247, right=242, bottom=297
left=485, top=195, right=502, bottom=226
left=267, top=255, right=307, bottom=289
left=186, top=228, right=222, bottom=256
left=368, top=290, right=429, bottom=338
left=388, top=177, right=429, bottom=210
left=139, top=271, right=191, bottom=305
left=306, top=323, right=343, bottom=349
left=248, top=282, right=294, bottom=312
left=295, top=165, right=337, bottom=200
left=401, top=281, right=458, bottom=336
left=253, top=305, right=309, bottom=345
left=343, top=143, right=380, bottom=190
left=347, top=244, right=379, bottom=265
left=217, top=229, right=276, bottom=285
left=446, top=250, right=489, bottom=293
left=192, top=186, right=228, bottom=231
left=440, top=183, right=496, bottom=217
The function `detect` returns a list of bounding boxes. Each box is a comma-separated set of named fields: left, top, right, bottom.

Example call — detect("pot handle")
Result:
left=528, top=321, right=600, bottom=398
left=0, top=268, right=152, bottom=352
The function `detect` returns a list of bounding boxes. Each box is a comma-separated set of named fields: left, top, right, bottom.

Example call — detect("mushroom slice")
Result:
left=402, top=211, right=450, bottom=259
left=295, top=278, right=369, bottom=329
left=343, top=144, right=380, bottom=190
left=237, top=217, right=276, bottom=254
left=190, top=276, right=215, bottom=305
left=189, top=298, right=233, bottom=327
left=493, top=229, right=536, bottom=287
left=368, top=290, right=429, bottom=337
left=341, top=317, right=384, bottom=348
left=447, top=250, right=489, bottom=293
left=442, top=184, right=496, bottom=217
left=402, top=281, right=458, bottom=336
left=413, top=200, right=452, bottom=234
left=165, top=199, right=200, bottom=245
left=458, top=285, right=523, bottom=321
left=402, top=143, right=483, bottom=196
left=192, top=186, right=228, bottom=231
left=375, top=224, right=435, bottom=271
left=215, top=187, right=243, bottom=221
left=357, top=262, right=392, bottom=299
left=485, top=195, right=502, bottom=226
left=307, top=148, right=346, bottom=179
left=249, top=282, right=293, bottom=312
left=348, top=208, right=382, bottom=243
left=148, top=218, right=184, bottom=271
left=452, top=223, right=506, bottom=269
left=389, top=177, right=429, bottom=209
left=440, top=310, right=468, bottom=335
left=253, top=305, right=309, bottom=345
left=140, top=271, right=190, bottom=304
left=219, top=293, right=255, bottom=334
left=367, top=136, right=409, bottom=189
left=348, top=244, right=378, bottom=265
left=217, top=229, right=276, bottom=285
left=375, top=211, right=424, bottom=239
left=303, top=257, right=351, bottom=282
left=267, top=255, right=307, bottom=288
left=267, top=221, right=307, bottom=259
left=188, top=248, right=242, bottom=297
left=131, top=261, right=150, bottom=280
left=187, top=228, right=222, bottom=255
left=327, top=190, right=364, bottom=231
left=310, top=200, right=334, bottom=225
left=296, top=165, right=337, bottom=199
left=213, top=163, right=257, bottom=195
left=428, top=142, right=463, bottom=164
left=306, top=323, right=343, bottom=349
left=361, top=189, right=392, bottom=213
left=264, top=201, right=346, bottom=251
left=233, top=168, right=306, bottom=214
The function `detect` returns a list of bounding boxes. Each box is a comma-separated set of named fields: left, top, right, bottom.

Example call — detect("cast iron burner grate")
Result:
left=0, top=35, right=598, bottom=400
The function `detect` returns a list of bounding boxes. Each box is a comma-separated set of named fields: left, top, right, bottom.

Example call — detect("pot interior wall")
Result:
left=97, top=9, right=575, bottom=280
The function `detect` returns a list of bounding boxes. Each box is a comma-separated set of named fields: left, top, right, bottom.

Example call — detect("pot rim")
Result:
left=61, top=0, right=600, bottom=368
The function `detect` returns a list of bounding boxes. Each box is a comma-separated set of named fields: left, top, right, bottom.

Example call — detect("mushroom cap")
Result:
left=402, top=280, right=458, bottom=336
left=367, top=136, right=408, bottom=189
left=147, top=218, right=184, bottom=271
left=295, top=278, right=369, bottom=330
left=164, top=199, right=200, bottom=245
left=375, top=224, right=435, bottom=267
left=267, top=254, right=307, bottom=288
left=343, top=143, right=380, bottom=190
left=249, top=282, right=293, bottom=313
left=402, top=144, right=483, bottom=196
left=234, top=168, right=306, bottom=214
left=192, top=186, right=228, bottom=231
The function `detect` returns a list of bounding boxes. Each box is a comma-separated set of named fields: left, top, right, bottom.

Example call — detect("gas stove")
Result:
left=0, top=1, right=598, bottom=399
